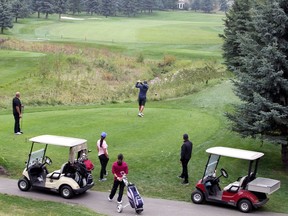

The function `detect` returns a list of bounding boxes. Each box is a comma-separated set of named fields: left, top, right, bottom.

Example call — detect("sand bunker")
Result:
left=61, top=16, right=85, bottom=21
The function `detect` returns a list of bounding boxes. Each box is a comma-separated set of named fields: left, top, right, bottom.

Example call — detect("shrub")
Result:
left=155, top=55, right=176, bottom=68
left=136, top=53, right=144, bottom=63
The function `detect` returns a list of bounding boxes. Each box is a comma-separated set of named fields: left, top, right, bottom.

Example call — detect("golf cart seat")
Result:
left=224, top=175, right=248, bottom=192
left=46, top=163, right=67, bottom=179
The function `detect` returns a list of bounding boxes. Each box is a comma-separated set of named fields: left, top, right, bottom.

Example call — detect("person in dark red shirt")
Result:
left=108, top=154, right=128, bottom=204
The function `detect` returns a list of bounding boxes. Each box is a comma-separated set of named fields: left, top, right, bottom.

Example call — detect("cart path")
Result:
left=0, top=177, right=287, bottom=216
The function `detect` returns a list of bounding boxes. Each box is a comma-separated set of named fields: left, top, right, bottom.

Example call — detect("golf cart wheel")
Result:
left=117, top=204, right=123, bottom=213
left=136, top=209, right=143, bottom=214
left=60, top=185, right=74, bottom=199
left=238, top=199, right=252, bottom=213
left=191, top=189, right=205, bottom=204
left=18, top=177, right=31, bottom=191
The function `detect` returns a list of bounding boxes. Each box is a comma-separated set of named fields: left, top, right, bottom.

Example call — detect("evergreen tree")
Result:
left=41, top=0, right=55, bottom=19
left=84, top=0, right=100, bottom=15
left=219, top=0, right=229, bottom=12
left=201, top=0, right=215, bottom=13
left=11, top=0, right=31, bottom=22
left=146, top=0, right=154, bottom=13
left=68, top=0, right=82, bottom=15
left=101, top=0, right=115, bottom=17
left=162, top=0, right=177, bottom=10
left=155, top=0, right=164, bottom=10
left=31, top=0, right=42, bottom=18
left=0, top=0, right=13, bottom=33
left=225, top=0, right=288, bottom=166
left=55, top=0, right=68, bottom=19
left=122, top=0, right=137, bottom=17
left=220, top=0, right=253, bottom=71
left=140, top=0, right=153, bottom=13
left=191, top=0, right=201, bottom=11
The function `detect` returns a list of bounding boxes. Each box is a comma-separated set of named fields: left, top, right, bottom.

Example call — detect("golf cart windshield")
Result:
left=28, top=148, right=45, bottom=168
left=204, top=154, right=220, bottom=177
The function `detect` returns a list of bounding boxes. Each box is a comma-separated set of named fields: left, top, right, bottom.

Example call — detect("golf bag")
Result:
left=127, top=183, right=144, bottom=213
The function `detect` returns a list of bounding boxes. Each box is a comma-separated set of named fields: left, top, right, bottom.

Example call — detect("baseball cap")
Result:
left=101, top=132, right=107, bottom=138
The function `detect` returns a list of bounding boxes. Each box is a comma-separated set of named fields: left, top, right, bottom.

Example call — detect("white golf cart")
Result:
left=18, top=135, right=94, bottom=199
left=191, top=146, right=280, bottom=213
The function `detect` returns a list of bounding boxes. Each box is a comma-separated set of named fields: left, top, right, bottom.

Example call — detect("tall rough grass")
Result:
left=0, top=39, right=229, bottom=108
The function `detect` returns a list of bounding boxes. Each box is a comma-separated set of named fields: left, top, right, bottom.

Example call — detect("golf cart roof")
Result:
left=29, top=135, right=87, bottom=147
left=206, top=147, right=264, bottom=160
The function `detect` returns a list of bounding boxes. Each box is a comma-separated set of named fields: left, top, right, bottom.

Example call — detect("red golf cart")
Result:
left=191, top=147, right=280, bottom=213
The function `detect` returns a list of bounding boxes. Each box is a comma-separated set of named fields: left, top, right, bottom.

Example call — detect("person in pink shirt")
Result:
left=108, top=153, right=128, bottom=204
left=97, top=132, right=109, bottom=181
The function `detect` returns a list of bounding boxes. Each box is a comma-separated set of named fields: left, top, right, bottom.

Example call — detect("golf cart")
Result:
left=18, top=135, right=94, bottom=199
left=191, top=146, right=280, bottom=213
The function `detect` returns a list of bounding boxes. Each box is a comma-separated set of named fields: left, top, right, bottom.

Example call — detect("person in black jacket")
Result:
left=178, top=133, right=193, bottom=185
left=12, top=92, right=23, bottom=135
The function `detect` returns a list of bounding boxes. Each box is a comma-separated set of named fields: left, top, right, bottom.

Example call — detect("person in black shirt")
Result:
left=12, top=92, right=23, bottom=135
left=178, top=133, right=193, bottom=185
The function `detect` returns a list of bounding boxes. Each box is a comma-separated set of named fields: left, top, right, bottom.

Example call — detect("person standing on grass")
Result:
left=178, top=133, right=193, bottom=185
left=108, top=153, right=128, bottom=204
left=135, top=80, right=149, bottom=117
left=12, top=92, right=23, bottom=135
left=97, top=132, right=109, bottom=181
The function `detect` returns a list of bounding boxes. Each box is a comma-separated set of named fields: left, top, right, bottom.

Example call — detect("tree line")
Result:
left=0, top=0, right=179, bottom=33
left=221, top=0, right=288, bottom=167
left=0, top=0, right=233, bottom=34
left=190, top=0, right=231, bottom=13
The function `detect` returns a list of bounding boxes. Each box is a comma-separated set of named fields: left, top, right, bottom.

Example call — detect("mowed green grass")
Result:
left=0, top=81, right=287, bottom=213
left=0, top=50, right=44, bottom=87
left=9, top=11, right=225, bottom=60
left=0, top=50, right=45, bottom=109
left=0, top=194, right=104, bottom=216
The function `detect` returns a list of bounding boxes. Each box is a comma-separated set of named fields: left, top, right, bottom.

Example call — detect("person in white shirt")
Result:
left=97, top=132, right=109, bottom=181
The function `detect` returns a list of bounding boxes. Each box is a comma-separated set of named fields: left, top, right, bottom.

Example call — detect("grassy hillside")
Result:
left=0, top=10, right=287, bottom=215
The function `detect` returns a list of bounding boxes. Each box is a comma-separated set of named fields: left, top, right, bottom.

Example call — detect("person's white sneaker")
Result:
left=117, top=200, right=123, bottom=204
left=15, top=132, right=22, bottom=135
left=140, top=112, right=144, bottom=116
left=138, top=113, right=143, bottom=117
left=108, top=196, right=112, bottom=201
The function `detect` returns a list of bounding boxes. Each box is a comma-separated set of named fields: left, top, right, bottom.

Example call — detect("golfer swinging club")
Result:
left=135, top=80, right=149, bottom=117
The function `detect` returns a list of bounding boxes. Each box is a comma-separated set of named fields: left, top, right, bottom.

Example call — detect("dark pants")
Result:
left=13, top=114, right=20, bottom=133
left=109, top=179, right=125, bottom=202
left=138, top=97, right=146, bottom=106
left=181, top=159, right=190, bottom=182
left=98, top=154, right=109, bottom=179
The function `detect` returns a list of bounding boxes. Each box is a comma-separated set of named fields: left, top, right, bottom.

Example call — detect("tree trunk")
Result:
left=281, top=144, right=288, bottom=169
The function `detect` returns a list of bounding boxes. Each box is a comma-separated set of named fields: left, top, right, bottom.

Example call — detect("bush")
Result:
left=136, top=53, right=144, bottom=63
left=156, top=55, right=176, bottom=67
